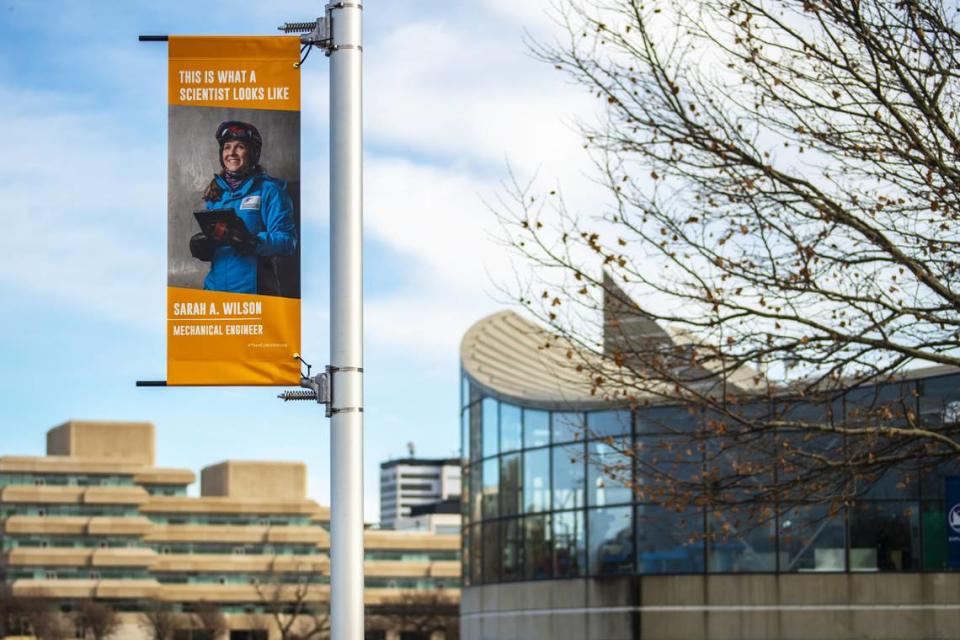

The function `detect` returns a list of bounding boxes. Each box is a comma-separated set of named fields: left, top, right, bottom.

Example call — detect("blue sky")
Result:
left=0, top=0, right=600, bottom=520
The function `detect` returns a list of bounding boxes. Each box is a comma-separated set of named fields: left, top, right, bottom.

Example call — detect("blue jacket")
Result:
left=204, top=172, right=297, bottom=294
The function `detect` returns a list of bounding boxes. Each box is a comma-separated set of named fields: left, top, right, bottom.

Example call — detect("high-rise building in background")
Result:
left=379, top=458, right=460, bottom=530
left=0, top=421, right=459, bottom=640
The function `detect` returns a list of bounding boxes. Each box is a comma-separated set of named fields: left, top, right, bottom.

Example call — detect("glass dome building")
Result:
left=458, top=303, right=960, bottom=640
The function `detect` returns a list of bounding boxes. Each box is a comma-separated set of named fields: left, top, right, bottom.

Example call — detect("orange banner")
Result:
left=169, top=37, right=300, bottom=111
left=167, top=287, right=300, bottom=385
left=167, top=37, right=301, bottom=386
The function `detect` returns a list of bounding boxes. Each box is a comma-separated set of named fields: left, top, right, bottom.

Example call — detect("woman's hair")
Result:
left=202, top=165, right=266, bottom=202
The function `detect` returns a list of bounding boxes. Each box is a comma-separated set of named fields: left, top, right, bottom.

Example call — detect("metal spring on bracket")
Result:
left=277, top=389, right=318, bottom=401
left=279, top=21, right=317, bottom=34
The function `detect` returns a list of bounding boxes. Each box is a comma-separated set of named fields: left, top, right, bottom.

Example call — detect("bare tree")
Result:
left=0, top=588, right=30, bottom=637
left=140, top=600, right=182, bottom=640
left=500, top=0, right=960, bottom=516
left=254, top=563, right=329, bottom=640
left=24, top=600, right=67, bottom=640
left=0, top=590, right=68, bottom=640
left=74, top=600, right=120, bottom=640
left=375, top=589, right=459, bottom=640
left=191, top=601, right=227, bottom=640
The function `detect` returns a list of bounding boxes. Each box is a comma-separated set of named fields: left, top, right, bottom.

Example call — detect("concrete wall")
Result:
left=461, top=574, right=960, bottom=640
left=46, top=421, right=155, bottom=466
left=201, top=460, right=306, bottom=500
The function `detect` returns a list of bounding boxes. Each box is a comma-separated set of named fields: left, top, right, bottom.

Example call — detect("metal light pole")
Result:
left=328, top=2, right=365, bottom=639
left=279, top=2, right=364, bottom=637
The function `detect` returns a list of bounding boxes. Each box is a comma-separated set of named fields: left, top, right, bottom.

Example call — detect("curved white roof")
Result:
left=459, top=310, right=606, bottom=407
left=460, top=292, right=959, bottom=410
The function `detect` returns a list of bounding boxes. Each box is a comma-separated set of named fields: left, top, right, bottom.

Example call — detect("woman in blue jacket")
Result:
left=190, top=121, right=297, bottom=296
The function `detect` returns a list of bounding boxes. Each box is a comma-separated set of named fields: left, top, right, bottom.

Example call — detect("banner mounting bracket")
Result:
left=278, top=356, right=333, bottom=417
left=278, top=360, right=363, bottom=419
left=279, top=4, right=334, bottom=66
left=280, top=2, right=361, bottom=64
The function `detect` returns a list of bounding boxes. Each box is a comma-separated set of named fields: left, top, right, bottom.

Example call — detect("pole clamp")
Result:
left=279, top=2, right=362, bottom=62
left=326, top=365, right=363, bottom=418
left=277, top=357, right=362, bottom=418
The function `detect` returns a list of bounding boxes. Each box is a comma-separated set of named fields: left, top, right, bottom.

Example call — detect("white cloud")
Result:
left=0, top=86, right=166, bottom=330
left=366, top=158, right=503, bottom=281
left=361, top=154, right=610, bottom=361
left=481, top=0, right=559, bottom=33
left=359, top=14, right=598, bottom=176
left=355, top=3, right=613, bottom=361
left=362, top=157, right=504, bottom=357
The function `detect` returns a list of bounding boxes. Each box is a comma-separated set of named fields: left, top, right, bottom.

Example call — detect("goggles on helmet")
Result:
left=215, top=121, right=262, bottom=147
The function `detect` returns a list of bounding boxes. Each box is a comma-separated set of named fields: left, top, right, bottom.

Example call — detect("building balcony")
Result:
left=151, top=553, right=327, bottom=574
left=365, top=559, right=461, bottom=579
left=4, top=546, right=157, bottom=568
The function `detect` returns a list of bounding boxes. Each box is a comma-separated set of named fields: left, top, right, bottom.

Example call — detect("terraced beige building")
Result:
left=0, top=421, right=459, bottom=640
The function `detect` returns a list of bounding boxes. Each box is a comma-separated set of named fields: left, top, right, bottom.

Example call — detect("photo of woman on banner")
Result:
left=189, top=121, right=297, bottom=296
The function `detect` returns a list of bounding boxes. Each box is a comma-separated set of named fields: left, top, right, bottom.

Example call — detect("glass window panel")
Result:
left=705, top=433, right=776, bottom=502
left=461, top=523, right=471, bottom=587
left=773, top=398, right=833, bottom=426
left=849, top=501, right=920, bottom=571
left=553, top=510, right=585, bottom=578
left=501, top=518, right=523, bottom=582
left=461, top=409, right=469, bottom=462
left=524, top=514, right=553, bottom=580
left=482, top=397, right=499, bottom=458
left=552, top=411, right=584, bottom=444
left=860, top=463, right=920, bottom=500
left=707, top=508, right=777, bottom=573
left=481, top=521, right=500, bottom=583
left=921, top=501, right=948, bottom=571
left=523, top=447, right=550, bottom=514
left=918, top=373, right=960, bottom=427
left=588, top=506, right=634, bottom=576
left=470, top=461, right=483, bottom=521
left=845, top=382, right=916, bottom=427
left=636, top=504, right=705, bottom=574
left=524, top=409, right=550, bottom=449
left=461, top=374, right=470, bottom=410
left=553, top=442, right=585, bottom=511
left=634, top=435, right=703, bottom=503
left=920, top=458, right=960, bottom=499
left=500, top=403, right=523, bottom=453
left=775, top=430, right=845, bottom=502
left=482, top=457, right=499, bottom=519
left=637, top=406, right=700, bottom=434
left=500, top=453, right=522, bottom=517
left=469, top=523, right=482, bottom=585
left=588, top=439, right=633, bottom=506
left=461, top=464, right=471, bottom=524
left=636, top=435, right=703, bottom=468
left=469, top=401, right=483, bottom=463
left=778, top=505, right=846, bottom=572
left=587, top=410, right=632, bottom=438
